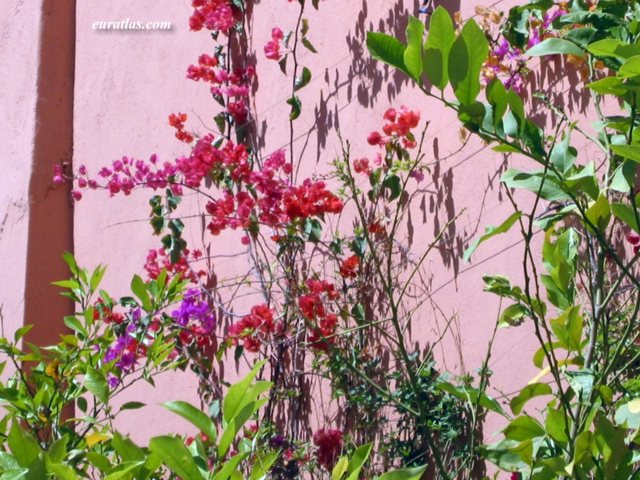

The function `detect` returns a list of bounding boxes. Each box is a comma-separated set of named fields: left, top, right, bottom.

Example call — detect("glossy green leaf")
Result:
left=463, top=212, right=521, bottom=262
left=510, top=383, right=552, bottom=415
left=287, top=95, right=301, bottom=120
left=345, top=443, right=372, bottom=480
left=403, top=16, right=424, bottom=80
left=162, top=401, right=217, bottom=443
left=486, top=79, right=508, bottom=127
left=423, top=6, right=454, bottom=89
left=498, top=303, right=528, bottom=327
left=612, top=202, right=640, bottom=232
left=223, top=360, right=266, bottom=423
left=376, top=465, right=427, bottom=480
left=332, top=456, right=349, bottom=480
left=585, top=193, right=611, bottom=232
left=294, top=67, right=312, bottom=91
left=104, top=461, right=145, bottom=480
left=587, top=39, right=640, bottom=59
left=611, top=144, right=640, bottom=162
left=366, top=32, right=407, bottom=74
left=131, top=275, right=152, bottom=311
left=587, top=76, right=627, bottom=96
left=7, top=422, right=40, bottom=468
left=449, top=19, right=488, bottom=105
left=149, top=436, right=203, bottom=480
left=84, top=368, right=108, bottom=404
left=503, top=415, right=545, bottom=441
left=619, top=55, right=640, bottom=78
left=526, top=38, right=583, bottom=56
left=550, top=306, right=583, bottom=352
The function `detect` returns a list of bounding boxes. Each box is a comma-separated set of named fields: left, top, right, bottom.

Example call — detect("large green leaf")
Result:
left=366, top=32, right=407, bottom=74
left=526, top=38, right=583, bottom=56
left=162, top=401, right=217, bottom=443
left=345, top=443, right=372, bottom=480
left=377, top=465, right=427, bottom=480
left=149, top=436, right=203, bottom=480
left=510, top=383, right=552, bottom=415
left=423, top=6, right=455, bottom=89
left=463, top=212, right=522, bottom=262
left=449, top=19, right=488, bottom=105
left=503, top=415, right=545, bottom=441
left=611, top=144, right=640, bottom=162
left=619, top=55, right=640, bottom=78
left=223, top=360, right=266, bottom=423
left=84, top=368, right=108, bottom=404
left=403, top=16, right=424, bottom=80
left=612, top=202, right=640, bottom=232
left=7, top=423, right=40, bottom=468
left=587, top=39, right=640, bottom=60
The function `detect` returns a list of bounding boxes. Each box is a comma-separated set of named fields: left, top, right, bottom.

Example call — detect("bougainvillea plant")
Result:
left=10, top=0, right=640, bottom=478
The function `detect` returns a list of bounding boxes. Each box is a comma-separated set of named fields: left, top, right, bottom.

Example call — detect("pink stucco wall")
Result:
left=5, top=0, right=573, bottom=446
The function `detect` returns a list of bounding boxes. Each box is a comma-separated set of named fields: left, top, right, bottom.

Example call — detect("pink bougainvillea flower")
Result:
left=264, top=27, right=284, bottom=60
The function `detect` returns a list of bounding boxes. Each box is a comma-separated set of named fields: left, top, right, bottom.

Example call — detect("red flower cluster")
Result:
left=144, top=248, right=205, bottom=283
left=169, top=113, right=194, bottom=144
left=189, top=0, right=235, bottom=33
left=299, top=280, right=340, bottom=352
left=367, top=106, right=420, bottom=149
left=313, top=429, right=343, bottom=470
left=227, top=304, right=280, bottom=352
left=93, top=299, right=125, bottom=325
left=339, top=255, right=359, bottom=279
left=204, top=149, right=342, bottom=237
left=264, top=27, right=284, bottom=61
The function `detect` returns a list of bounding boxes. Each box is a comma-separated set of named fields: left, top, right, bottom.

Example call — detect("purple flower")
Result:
left=170, top=288, right=216, bottom=333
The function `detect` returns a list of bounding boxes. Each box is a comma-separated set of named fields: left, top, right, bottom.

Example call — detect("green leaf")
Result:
left=610, top=161, right=636, bottom=193
left=612, top=202, right=640, bottom=232
left=301, top=37, right=317, bottom=53
left=46, top=463, right=77, bottom=480
left=545, top=407, right=569, bottom=444
left=62, top=251, right=78, bottom=275
left=585, top=193, right=611, bottom=232
left=510, top=383, right=552, bottom=415
left=213, top=452, right=248, bottom=480
left=112, top=432, right=145, bottom=462
left=104, top=461, right=145, bottom=480
left=332, top=456, right=349, bottom=480
left=423, top=6, right=455, bottom=89
left=587, top=76, right=627, bottom=96
left=345, top=443, right=372, bottom=480
left=566, top=369, right=593, bottom=404
left=13, top=326, right=33, bottom=343
left=223, top=361, right=267, bottom=423
left=287, top=95, right=301, bottom=120
left=526, top=38, right=583, bottom=56
left=486, top=79, right=508, bottom=127
left=377, top=465, right=427, bottom=480
left=131, top=275, right=152, bottom=311
left=149, top=436, right=203, bottom=480
left=366, top=32, right=407, bottom=74
left=84, top=368, right=109, bottom=404
left=611, top=144, right=640, bottom=162
left=294, top=67, right=312, bottom=91
left=619, top=55, right=640, bottom=78
left=587, top=39, right=640, bottom=59
left=503, top=415, right=545, bottom=441
left=550, top=306, right=583, bottom=352
left=403, top=16, right=424, bottom=80
left=249, top=451, right=279, bottom=480
left=449, top=19, right=488, bottom=105
left=7, top=423, right=40, bottom=468
left=550, top=131, right=576, bottom=173
left=501, top=169, right=569, bottom=202
left=499, top=304, right=528, bottom=327
left=573, top=430, right=593, bottom=465
left=382, top=175, right=402, bottom=201
left=119, top=401, right=146, bottom=411
left=463, top=212, right=521, bottom=262
left=162, top=401, right=217, bottom=443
